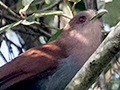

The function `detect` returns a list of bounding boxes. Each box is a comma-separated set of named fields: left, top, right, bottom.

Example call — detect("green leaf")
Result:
left=31, top=0, right=44, bottom=6
left=26, top=5, right=37, bottom=14
left=21, top=16, right=35, bottom=25
left=69, top=0, right=81, bottom=3
left=22, top=0, right=34, bottom=6
left=102, top=0, right=113, bottom=3
left=17, top=0, right=38, bottom=14
left=21, top=10, right=68, bottom=25
left=45, top=0, right=56, bottom=5
left=0, top=11, right=67, bottom=34
left=45, top=0, right=51, bottom=4
left=0, top=21, right=22, bottom=34
left=48, top=29, right=63, bottom=42
left=34, top=11, right=63, bottom=18
left=16, top=0, right=24, bottom=12
left=0, top=15, right=36, bottom=34
left=34, top=10, right=71, bottom=19
left=0, top=11, right=68, bottom=34
left=20, top=0, right=35, bottom=15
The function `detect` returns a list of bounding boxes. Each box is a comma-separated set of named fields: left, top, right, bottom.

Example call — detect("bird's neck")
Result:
left=55, top=28, right=101, bottom=65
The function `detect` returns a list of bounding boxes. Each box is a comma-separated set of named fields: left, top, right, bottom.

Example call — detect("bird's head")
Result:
left=57, top=9, right=107, bottom=45
left=56, top=9, right=107, bottom=63
left=63, top=9, right=106, bottom=34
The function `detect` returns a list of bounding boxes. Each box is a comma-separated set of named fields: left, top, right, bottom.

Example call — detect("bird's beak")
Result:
left=89, top=9, right=108, bottom=21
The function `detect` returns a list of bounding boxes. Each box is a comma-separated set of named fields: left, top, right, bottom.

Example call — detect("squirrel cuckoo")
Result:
left=0, top=9, right=104, bottom=90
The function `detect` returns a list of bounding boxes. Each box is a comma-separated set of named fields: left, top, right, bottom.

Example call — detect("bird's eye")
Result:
left=76, top=16, right=86, bottom=24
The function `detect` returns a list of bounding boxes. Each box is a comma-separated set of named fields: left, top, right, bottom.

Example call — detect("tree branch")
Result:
left=39, top=0, right=63, bottom=12
left=65, top=22, right=120, bottom=90
left=0, top=1, right=20, bottom=18
left=0, top=51, right=7, bottom=63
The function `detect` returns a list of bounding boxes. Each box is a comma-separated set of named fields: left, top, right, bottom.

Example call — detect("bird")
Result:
left=0, top=9, right=104, bottom=90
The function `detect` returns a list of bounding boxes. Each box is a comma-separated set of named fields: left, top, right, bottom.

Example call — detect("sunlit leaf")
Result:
left=101, top=0, right=113, bottom=3
left=34, top=10, right=71, bottom=19
left=45, top=0, right=56, bottom=5
left=0, top=10, right=68, bottom=34
left=69, top=0, right=81, bottom=3
left=31, top=0, right=44, bottom=6
left=22, top=0, right=34, bottom=6
left=45, top=0, right=51, bottom=4
left=21, top=16, right=35, bottom=25
left=20, top=0, right=34, bottom=15
left=34, top=11, right=63, bottom=18
left=0, top=21, right=22, bottom=34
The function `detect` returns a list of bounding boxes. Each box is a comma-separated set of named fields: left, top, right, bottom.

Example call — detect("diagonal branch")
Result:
left=39, top=0, right=63, bottom=12
left=65, top=22, right=120, bottom=90
left=0, top=51, right=7, bottom=63
left=0, top=1, right=20, bottom=18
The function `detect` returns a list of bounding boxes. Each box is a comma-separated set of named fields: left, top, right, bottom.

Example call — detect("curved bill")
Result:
left=89, top=9, right=108, bottom=21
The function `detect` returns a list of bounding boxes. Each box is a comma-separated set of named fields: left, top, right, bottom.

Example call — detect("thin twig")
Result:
left=39, top=28, right=52, bottom=37
left=72, top=2, right=77, bottom=14
left=0, top=1, right=20, bottom=18
left=38, top=0, right=63, bottom=12
left=0, top=50, right=7, bottom=63
left=0, top=12, right=20, bottom=22
left=14, top=29, right=40, bottom=36
left=40, top=23, right=61, bottom=31
left=26, top=25, right=53, bottom=38
left=111, top=65, right=120, bottom=76
left=64, top=0, right=74, bottom=17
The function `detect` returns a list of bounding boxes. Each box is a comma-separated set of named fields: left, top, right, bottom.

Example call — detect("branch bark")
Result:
left=65, top=22, right=120, bottom=90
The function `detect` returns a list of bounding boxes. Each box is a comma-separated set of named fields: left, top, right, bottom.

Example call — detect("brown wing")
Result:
left=0, top=42, right=67, bottom=90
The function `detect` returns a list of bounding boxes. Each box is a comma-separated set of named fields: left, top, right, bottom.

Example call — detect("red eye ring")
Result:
left=77, top=16, right=86, bottom=24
